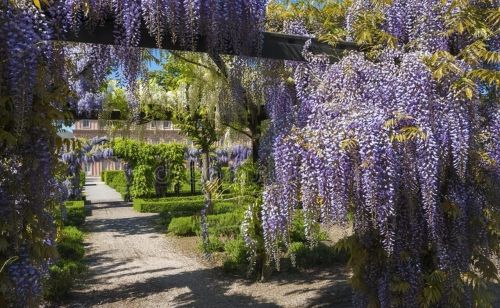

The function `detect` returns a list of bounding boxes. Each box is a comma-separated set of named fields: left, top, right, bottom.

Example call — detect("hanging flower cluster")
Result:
left=229, top=145, right=252, bottom=171
left=57, top=0, right=267, bottom=53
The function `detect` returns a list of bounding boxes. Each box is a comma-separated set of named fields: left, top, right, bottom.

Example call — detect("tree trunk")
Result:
left=201, top=150, right=212, bottom=250
left=251, top=137, right=260, bottom=164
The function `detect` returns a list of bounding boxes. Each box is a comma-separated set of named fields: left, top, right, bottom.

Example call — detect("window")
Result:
left=163, top=121, right=172, bottom=130
left=149, top=121, right=156, bottom=129
left=82, top=120, right=90, bottom=129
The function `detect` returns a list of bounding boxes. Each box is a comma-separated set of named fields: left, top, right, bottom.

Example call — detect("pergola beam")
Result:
left=58, top=20, right=358, bottom=62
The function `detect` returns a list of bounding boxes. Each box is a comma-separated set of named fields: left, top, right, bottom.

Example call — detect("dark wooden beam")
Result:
left=57, top=20, right=358, bottom=62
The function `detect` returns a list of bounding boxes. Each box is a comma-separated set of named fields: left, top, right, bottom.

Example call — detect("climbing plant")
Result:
left=261, top=1, right=499, bottom=307
left=110, top=138, right=186, bottom=199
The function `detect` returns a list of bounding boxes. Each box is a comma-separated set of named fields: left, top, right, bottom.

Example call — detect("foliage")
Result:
left=64, top=201, right=86, bottom=227
left=102, top=170, right=128, bottom=198
left=167, top=212, right=243, bottom=237
left=110, top=138, right=186, bottom=198
left=288, top=241, right=348, bottom=269
left=263, top=1, right=500, bottom=306
left=134, top=196, right=240, bottom=214
left=167, top=216, right=199, bottom=236
left=43, top=260, right=84, bottom=300
left=135, top=198, right=206, bottom=214
left=59, top=226, right=84, bottom=245
left=79, top=172, right=85, bottom=189
left=103, top=170, right=125, bottom=185
left=56, top=238, right=84, bottom=261
left=44, top=226, right=86, bottom=300
left=222, top=238, right=248, bottom=273
left=198, top=236, right=225, bottom=253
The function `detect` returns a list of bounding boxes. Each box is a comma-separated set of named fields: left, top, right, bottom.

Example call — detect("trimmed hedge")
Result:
left=102, top=170, right=128, bottom=199
left=134, top=197, right=243, bottom=215
left=44, top=260, right=84, bottom=300
left=64, top=201, right=85, bottom=227
left=135, top=199, right=205, bottom=214
left=288, top=241, right=349, bottom=268
left=167, top=216, right=199, bottom=236
left=167, top=211, right=243, bottom=236
left=103, top=170, right=124, bottom=185
left=44, top=226, right=86, bottom=300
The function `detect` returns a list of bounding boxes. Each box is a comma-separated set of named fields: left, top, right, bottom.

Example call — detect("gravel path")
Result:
left=65, top=177, right=352, bottom=308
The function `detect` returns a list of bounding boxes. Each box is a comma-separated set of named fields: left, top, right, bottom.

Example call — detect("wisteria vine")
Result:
left=261, top=1, right=499, bottom=306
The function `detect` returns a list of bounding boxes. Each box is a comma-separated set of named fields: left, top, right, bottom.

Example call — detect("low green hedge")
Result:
left=135, top=199, right=205, bottom=214
left=134, top=195, right=244, bottom=213
left=102, top=170, right=128, bottom=199
left=44, top=260, right=85, bottom=300
left=57, top=226, right=85, bottom=261
left=288, top=241, right=349, bottom=268
left=44, top=226, right=86, bottom=300
left=167, top=211, right=243, bottom=236
left=222, top=237, right=248, bottom=273
left=167, top=216, right=199, bottom=236
left=64, top=201, right=85, bottom=227
left=103, top=170, right=124, bottom=185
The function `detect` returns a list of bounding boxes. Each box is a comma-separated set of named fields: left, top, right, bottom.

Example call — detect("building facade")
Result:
left=73, top=120, right=189, bottom=176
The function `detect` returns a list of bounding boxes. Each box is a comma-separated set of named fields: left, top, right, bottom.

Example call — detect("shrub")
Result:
left=288, top=241, right=348, bottom=269
left=101, top=170, right=128, bottom=199
left=110, top=172, right=128, bottom=198
left=43, top=260, right=84, bottom=300
left=290, top=210, right=328, bottom=243
left=207, top=212, right=243, bottom=237
left=103, top=170, right=124, bottom=185
left=212, top=201, right=244, bottom=214
left=222, top=238, right=247, bottom=273
left=134, top=197, right=241, bottom=214
left=167, top=211, right=244, bottom=237
left=44, top=226, right=86, bottom=300
left=60, top=226, right=84, bottom=244
left=57, top=226, right=85, bottom=261
left=168, top=216, right=199, bottom=236
left=64, top=201, right=85, bottom=227
left=57, top=240, right=84, bottom=261
left=198, top=236, right=225, bottom=253
left=79, top=172, right=85, bottom=188
left=135, top=199, right=206, bottom=214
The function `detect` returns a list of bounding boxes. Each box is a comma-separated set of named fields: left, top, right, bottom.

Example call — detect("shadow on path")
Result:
left=62, top=179, right=354, bottom=307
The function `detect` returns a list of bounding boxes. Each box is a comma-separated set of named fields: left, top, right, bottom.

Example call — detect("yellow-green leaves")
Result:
left=32, top=0, right=48, bottom=10
left=340, top=137, right=358, bottom=151
left=352, top=11, right=398, bottom=50
left=390, top=126, right=427, bottom=143
left=420, top=270, right=447, bottom=307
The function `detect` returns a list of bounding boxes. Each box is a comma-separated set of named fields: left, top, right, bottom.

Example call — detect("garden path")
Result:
left=64, top=177, right=352, bottom=308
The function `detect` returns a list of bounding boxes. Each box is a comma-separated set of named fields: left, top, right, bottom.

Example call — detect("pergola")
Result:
left=60, top=20, right=359, bottom=120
